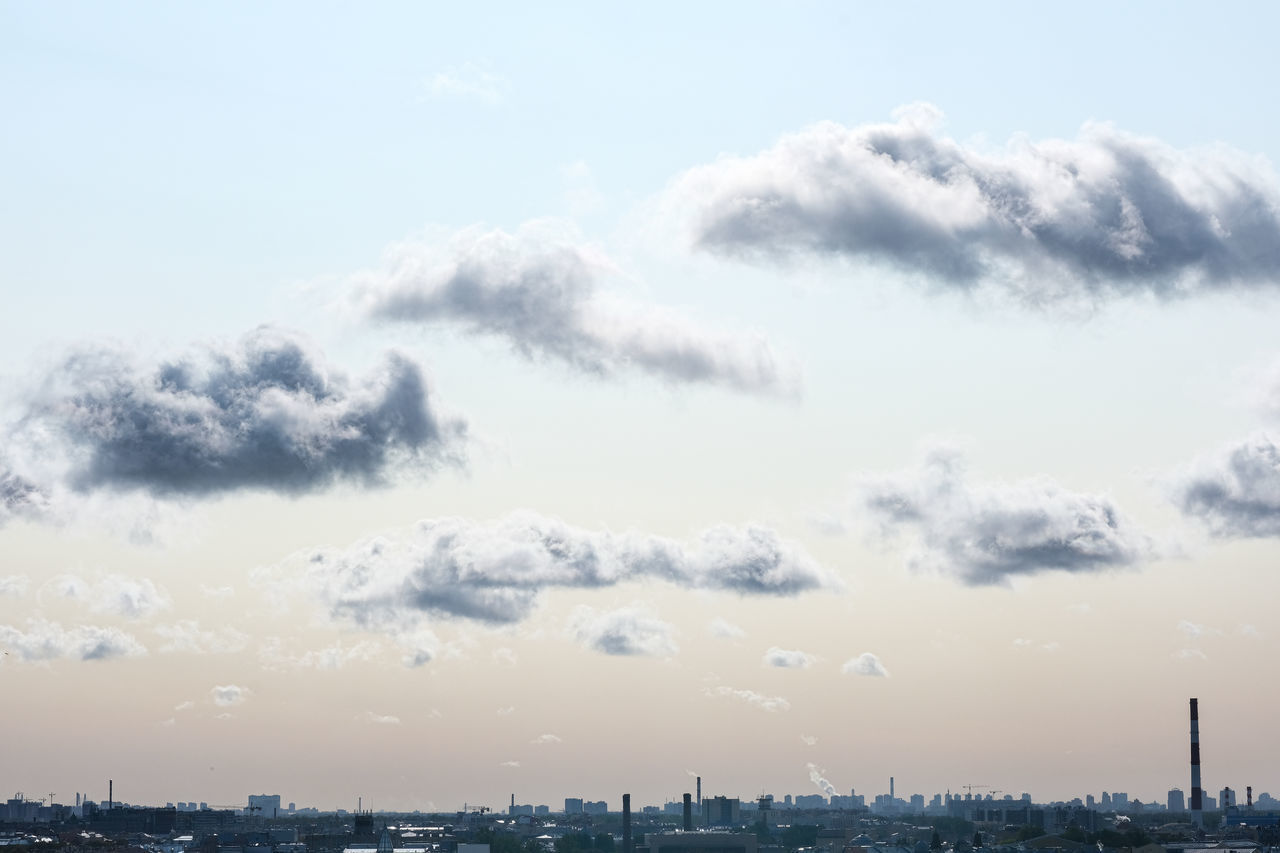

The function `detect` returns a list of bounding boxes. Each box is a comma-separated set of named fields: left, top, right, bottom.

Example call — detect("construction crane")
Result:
left=988, top=790, right=1003, bottom=799
left=961, top=785, right=989, bottom=797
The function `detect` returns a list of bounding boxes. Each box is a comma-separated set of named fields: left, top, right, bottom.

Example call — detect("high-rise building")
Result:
left=1168, top=789, right=1185, bottom=812
left=565, top=798, right=584, bottom=814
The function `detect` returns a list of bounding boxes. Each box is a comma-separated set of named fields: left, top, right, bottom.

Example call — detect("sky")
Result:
left=4, top=0, right=1280, bottom=814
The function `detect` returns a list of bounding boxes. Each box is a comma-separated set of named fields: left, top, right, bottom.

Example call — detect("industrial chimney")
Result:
left=696, top=777, right=701, bottom=814
left=623, top=794, right=632, bottom=853
left=108, top=780, right=113, bottom=812
left=683, top=793, right=692, bottom=831
left=1190, top=698, right=1203, bottom=828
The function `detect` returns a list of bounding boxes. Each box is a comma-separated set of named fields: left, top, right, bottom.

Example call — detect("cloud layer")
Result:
left=6, top=327, right=462, bottom=505
left=859, top=447, right=1152, bottom=585
left=674, top=104, right=1280, bottom=307
left=280, top=511, right=840, bottom=640
left=354, top=223, right=798, bottom=395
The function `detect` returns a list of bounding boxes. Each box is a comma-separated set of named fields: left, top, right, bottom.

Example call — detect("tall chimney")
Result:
left=683, top=793, right=692, bottom=831
left=890, top=777, right=895, bottom=800
left=1248, top=787, right=1253, bottom=809
left=1190, top=698, right=1203, bottom=828
left=623, top=794, right=632, bottom=853
left=696, top=777, right=701, bottom=813
left=109, top=780, right=113, bottom=811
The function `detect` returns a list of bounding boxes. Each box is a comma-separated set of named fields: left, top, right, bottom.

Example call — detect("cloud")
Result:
left=705, top=686, right=791, bottom=712
left=5, top=327, right=463, bottom=503
left=567, top=604, right=678, bottom=657
left=708, top=617, right=746, bottom=639
left=0, top=471, right=47, bottom=526
left=497, top=706, right=516, bottom=716
left=45, top=573, right=171, bottom=620
left=352, top=222, right=798, bottom=396
left=1177, top=620, right=1214, bottom=639
left=154, top=620, right=250, bottom=654
left=492, top=647, right=518, bottom=666
left=762, top=646, right=815, bottom=669
left=357, top=711, right=401, bottom=725
left=1171, top=433, right=1280, bottom=538
left=807, top=763, right=837, bottom=796
left=859, top=446, right=1152, bottom=585
left=499, top=760, right=521, bottom=768
left=174, top=700, right=195, bottom=712
left=800, top=734, right=817, bottom=746
left=211, top=685, right=250, bottom=706
left=531, top=733, right=562, bottom=744
left=1240, top=623, right=1262, bottom=638
left=673, top=103, right=1280, bottom=308
left=424, top=62, right=508, bottom=104
left=258, top=637, right=383, bottom=671
left=275, top=511, right=839, bottom=638
left=1175, top=648, right=1208, bottom=661
left=842, top=652, right=889, bottom=677
left=0, top=574, right=29, bottom=598
left=200, top=584, right=235, bottom=599
left=0, top=619, right=147, bottom=662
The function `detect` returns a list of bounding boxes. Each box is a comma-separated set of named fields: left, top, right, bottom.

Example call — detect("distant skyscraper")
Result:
left=1168, top=789, right=1185, bottom=812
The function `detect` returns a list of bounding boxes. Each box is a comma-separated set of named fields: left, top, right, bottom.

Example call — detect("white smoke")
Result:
left=806, top=762, right=837, bottom=796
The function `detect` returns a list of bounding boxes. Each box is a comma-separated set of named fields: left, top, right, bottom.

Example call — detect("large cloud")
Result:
left=1171, top=433, right=1280, bottom=538
left=5, top=327, right=463, bottom=503
left=859, top=447, right=1152, bottom=585
left=44, top=573, right=172, bottom=621
left=674, top=104, right=1280, bottom=307
left=353, top=222, right=798, bottom=395
left=270, top=511, right=841, bottom=642
left=0, top=619, right=147, bottom=662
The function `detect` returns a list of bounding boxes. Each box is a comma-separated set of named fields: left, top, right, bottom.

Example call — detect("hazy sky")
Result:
left=4, top=0, right=1280, bottom=814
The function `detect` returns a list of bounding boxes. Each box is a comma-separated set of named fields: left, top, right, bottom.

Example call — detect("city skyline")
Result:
left=4, top=1, right=1280, bottom=813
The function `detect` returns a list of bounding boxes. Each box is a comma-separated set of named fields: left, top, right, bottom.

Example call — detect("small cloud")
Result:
left=1040, top=641, right=1061, bottom=652
left=497, top=706, right=516, bottom=716
left=567, top=603, right=678, bottom=657
left=216, top=712, right=233, bottom=719
left=0, top=619, right=147, bottom=662
left=200, top=584, right=235, bottom=599
left=45, top=573, right=172, bottom=621
left=499, top=760, right=521, bottom=768
left=155, top=620, right=249, bottom=655
left=531, top=733, right=562, bottom=744
left=842, top=652, right=889, bottom=678
left=424, top=62, right=509, bottom=104
left=357, top=711, right=401, bottom=725
left=1240, top=623, right=1262, bottom=638
left=492, top=647, right=518, bottom=666
left=704, top=686, right=790, bottom=712
left=800, top=734, right=817, bottom=746
left=1175, top=648, right=1208, bottom=661
left=1178, top=620, right=1221, bottom=639
left=160, top=717, right=176, bottom=727
left=762, top=646, right=815, bottom=669
left=174, top=700, right=195, bottom=712
left=211, top=684, right=249, bottom=707
left=1065, top=602, right=1094, bottom=615
left=708, top=618, right=746, bottom=640
left=0, top=574, right=30, bottom=598
left=1013, top=638, right=1033, bottom=647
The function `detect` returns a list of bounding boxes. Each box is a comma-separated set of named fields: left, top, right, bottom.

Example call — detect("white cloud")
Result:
left=211, top=685, right=249, bottom=707
left=492, top=646, right=518, bottom=666
left=258, top=637, right=383, bottom=671
left=762, top=646, right=815, bottom=669
left=673, top=104, right=1280, bottom=308
left=352, top=222, right=799, bottom=397
left=1171, top=433, right=1280, bottom=538
left=154, top=620, right=249, bottom=654
left=1177, top=620, right=1218, bottom=639
left=842, top=652, right=889, bottom=678
left=704, top=686, right=790, bottom=712
left=45, top=573, right=171, bottom=621
left=174, top=700, right=195, bottom=712
left=860, top=446, right=1153, bottom=585
left=708, top=617, right=746, bottom=640
left=567, top=604, right=678, bottom=657
left=0, top=619, right=147, bottom=662
left=800, top=734, right=817, bottom=746
left=200, top=584, right=235, bottom=599
left=0, top=574, right=29, bottom=597
left=1240, top=623, right=1262, bottom=638
left=1175, top=648, right=1208, bottom=661
left=531, top=733, right=562, bottom=744
left=499, top=760, right=521, bottom=768
left=424, top=62, right=508, bottom=104
left=357, top=711, right=401, bottom=725
left=497, top=706, right=516, bottom=716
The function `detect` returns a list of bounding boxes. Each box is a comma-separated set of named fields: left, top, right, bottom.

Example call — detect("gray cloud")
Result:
left=211, top=684, right=249, bottom=707
left=763, top=646, right=815, bottom=669
left=354, top=223, right=799, bottom=395
left=281, top=511, right=841, bottom=635
left=0, top=619, right=147, bottom=662
left=859, top=447, right=1152, bottom=585
left=674, top=104, right=1280, bottom=307
left=45, top=573, right=172, bottom=621
left=1171, top=433, right=1280, bottom=538
left=567, top=604, right=678, bottom=657
left=8, top=327, right=463, bottom=501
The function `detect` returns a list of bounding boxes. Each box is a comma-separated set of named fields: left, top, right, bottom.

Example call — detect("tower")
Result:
left=1190, top=698, right=1203, bottom=828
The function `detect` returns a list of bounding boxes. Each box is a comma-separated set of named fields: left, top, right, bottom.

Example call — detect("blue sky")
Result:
left=3, top=1, right=1280, bottom=812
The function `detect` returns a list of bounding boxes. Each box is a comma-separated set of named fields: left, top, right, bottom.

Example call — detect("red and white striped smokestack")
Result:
left=1190, top=698, right=1203, bottom=828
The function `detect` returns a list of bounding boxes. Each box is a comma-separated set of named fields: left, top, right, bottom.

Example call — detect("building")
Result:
left=248, top=795, right=282, bottom=819
left=565, top=799, right=584, bottom=815
left=1168, top=789, right=1185, bottom=812
left=640, top=833, right=757, bottom=853
left=703, top=797, right=741, bottom=827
